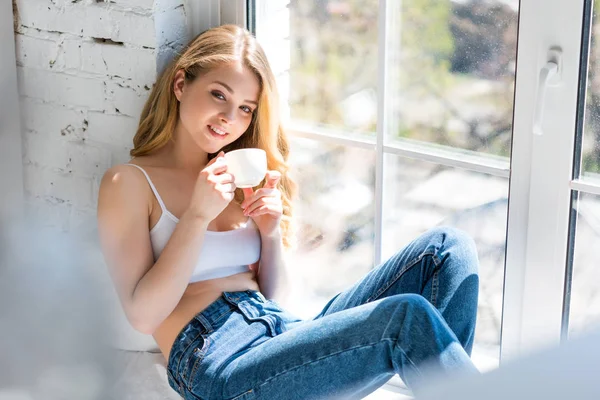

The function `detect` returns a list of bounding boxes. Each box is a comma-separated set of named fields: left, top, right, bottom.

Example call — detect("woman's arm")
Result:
left=240, top=171, right=291, bottom=302
left=99, top=155, right=232, bottom=334
left=97, top=166, right=209, bottom=335
left=256, top=231, right=291, bottom=302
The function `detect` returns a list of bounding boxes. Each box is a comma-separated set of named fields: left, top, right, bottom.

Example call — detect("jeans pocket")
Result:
left=238, top=301, right=282, bottom=337
left=183, top=334, right=212, bottom=392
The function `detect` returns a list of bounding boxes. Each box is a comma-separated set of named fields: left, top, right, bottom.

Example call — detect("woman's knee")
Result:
left=427, top=226, right=479, bottom=274
left=388, top=293, right=437, bottom=319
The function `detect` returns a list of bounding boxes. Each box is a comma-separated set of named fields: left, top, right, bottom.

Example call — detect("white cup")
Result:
left=224, top=148, right=268, bottom=188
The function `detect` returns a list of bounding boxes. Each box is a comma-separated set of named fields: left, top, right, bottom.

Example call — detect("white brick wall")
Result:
left=17, top=1, right=156, bottom=48
left=13, top=0, right=187, bottom=233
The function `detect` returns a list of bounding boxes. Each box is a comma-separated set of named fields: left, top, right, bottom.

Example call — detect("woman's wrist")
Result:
left=180, top=210, right=210, bottom=230
left=260, top=227, right=282, bottom=241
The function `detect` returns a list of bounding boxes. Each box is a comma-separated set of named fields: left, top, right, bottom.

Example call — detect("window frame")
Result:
left=234, top=0, right=600, bottom=365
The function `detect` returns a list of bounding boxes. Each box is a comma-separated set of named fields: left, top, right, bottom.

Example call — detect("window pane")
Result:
left=257, top=0, right=518, bottom=156
left=582, top=1, right=600, bottom=177
left=288, top=0, right=379, bottom=135
left=284, top=137, right=376, bottom=318
left=385, top=1, right=519, bottom=157
left=382, top=155, right=509, bottom=361
left=568, top=192, right=600, bottom=338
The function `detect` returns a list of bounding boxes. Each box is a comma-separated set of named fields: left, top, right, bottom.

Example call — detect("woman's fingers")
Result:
left=263, top=170, right=281, bottom=189
left=247, top=204, right=283, bottom=217
left=216, top=182, right=237, bottom=193
left=213, top=173, right=235, bottom=184
left=244, top=197, right=282, bottom=216
left=240, top=188, right=279, bottom=209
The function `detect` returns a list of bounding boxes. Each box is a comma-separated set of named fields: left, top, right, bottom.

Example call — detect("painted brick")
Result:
left=24, top=164, right=94, bottom=209
left=15, top=33, right=61, bottom=70
left=17, top=1, right=156, bottom=48
left=14, top=28, right=83, bottom=72
left=109, top=10, right=156, bottom=48
left=16, top=2, right=99, bottom=39
left=17, top=67, right=105, bottom=109
left=60, top=38, right=83, bottom=71
left=155, top=2, right=187, bottom=74
left=81, top=40, right=156, bottom=84
left=22, top=131, right=109, bottom=179
left=65, top=140, right=113, bottom=178
left=22, top=130, right=70, bottom=171
left=86, top=111, right=138, bottom=148
left=104, top=80, right=148, bottom=117
left=110, top=147, right=134, bottom=166
left=107, top=0, right=155, bottom=10
left=14, top=0, right=164, bottom=231
left=19, top=98, right=87, bottom=138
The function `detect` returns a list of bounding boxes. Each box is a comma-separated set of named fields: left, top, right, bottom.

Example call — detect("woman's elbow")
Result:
left=127, top=309, right=158, bottom=335
left=129, top=317, right=157, bottom=335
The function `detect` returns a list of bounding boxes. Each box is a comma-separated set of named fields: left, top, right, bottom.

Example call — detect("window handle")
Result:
left=533, top=48, right=562, bottom=136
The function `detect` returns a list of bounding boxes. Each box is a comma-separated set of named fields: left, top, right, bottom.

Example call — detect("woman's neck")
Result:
left=162, top=126, right=209, bottom=172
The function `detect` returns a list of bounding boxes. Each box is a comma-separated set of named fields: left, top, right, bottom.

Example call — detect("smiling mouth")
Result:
left=208, top=124, right=229, bottom=137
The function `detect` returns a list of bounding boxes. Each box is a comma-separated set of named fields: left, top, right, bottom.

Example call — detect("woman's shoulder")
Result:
left=101, top=155, right=162, bottom=184
left=101, top=161, right=146, bottom=188
left=98, top=161, right=153, bottom=216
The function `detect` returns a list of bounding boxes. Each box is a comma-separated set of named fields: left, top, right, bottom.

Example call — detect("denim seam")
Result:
left=167, top=368, right=185, bottom=397
left=430, top=251, right=445, bottom=308
left=176, top=307, right=233, bottom=386
left=178, top=330, right=205, bottom=383
left=181, top=386, right=204, bottom=400
left=229, top=388, right=254, bottom=400
left=195, top=305, right=235, bottom=334
left=185, top=307, right=238, bottom=393
left=250, top=338, right=421, bottom=392
left=233, top=300, right=278, bottom=337
left=430, top=269, right=440, bottom=308
left=174, top=307, right=233, bottom=378
left=368, top=250, right=436, bottom=302
left=214, top=346, right=259, bottom=399
left=189, top=335, right=211, bottom=385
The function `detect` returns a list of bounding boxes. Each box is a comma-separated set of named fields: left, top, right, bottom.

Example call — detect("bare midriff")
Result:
left=153, top=270, right=260, bottom=362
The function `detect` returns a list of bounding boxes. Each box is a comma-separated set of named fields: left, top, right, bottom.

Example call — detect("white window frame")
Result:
left=226, top=0, right=598, bottom=367
left=1, top=1, right=24, bottom=219
left=501, top=0, right=588, bottom=361
left=184, top=0, right=249, bottom=37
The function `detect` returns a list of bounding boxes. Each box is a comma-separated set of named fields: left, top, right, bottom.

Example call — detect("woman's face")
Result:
left=174, top=62, right=261, bottom=155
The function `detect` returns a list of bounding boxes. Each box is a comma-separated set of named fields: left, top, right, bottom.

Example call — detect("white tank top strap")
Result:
left=123, top=163, right=168, bottom=213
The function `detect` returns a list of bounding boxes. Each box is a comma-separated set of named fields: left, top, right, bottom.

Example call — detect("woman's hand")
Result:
left=240, top=171, right=283, bottom=237
left=185, top=151, right=236, bottom=222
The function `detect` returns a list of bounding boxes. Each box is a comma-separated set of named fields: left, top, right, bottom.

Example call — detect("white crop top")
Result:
left=125, top=164, right=261, bottom=283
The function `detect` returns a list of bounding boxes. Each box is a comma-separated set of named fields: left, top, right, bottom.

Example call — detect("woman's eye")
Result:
left=211, top=91, right=225, bottom=100
left=240, top=106, right=253, bottom=114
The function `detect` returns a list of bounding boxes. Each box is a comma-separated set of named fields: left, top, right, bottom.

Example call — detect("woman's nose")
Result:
left=220, top=105, right=237, bottom=123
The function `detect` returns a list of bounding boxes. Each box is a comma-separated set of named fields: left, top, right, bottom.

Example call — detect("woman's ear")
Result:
left=173, top=69, right=186, bottom=101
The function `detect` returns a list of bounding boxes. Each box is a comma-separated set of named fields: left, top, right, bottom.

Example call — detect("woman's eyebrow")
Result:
left=213, top=81, right=258, bottom=105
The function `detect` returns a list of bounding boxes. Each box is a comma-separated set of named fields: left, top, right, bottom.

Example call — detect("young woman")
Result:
left=97, top=24, right=480, bottom=400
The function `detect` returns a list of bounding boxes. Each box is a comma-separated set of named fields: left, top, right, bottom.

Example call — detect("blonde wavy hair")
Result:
left=130, top=25, right=297, bottom=249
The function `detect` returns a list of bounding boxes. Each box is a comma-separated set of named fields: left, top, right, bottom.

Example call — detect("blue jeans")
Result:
left=167, top=227, right=480, bottom=400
